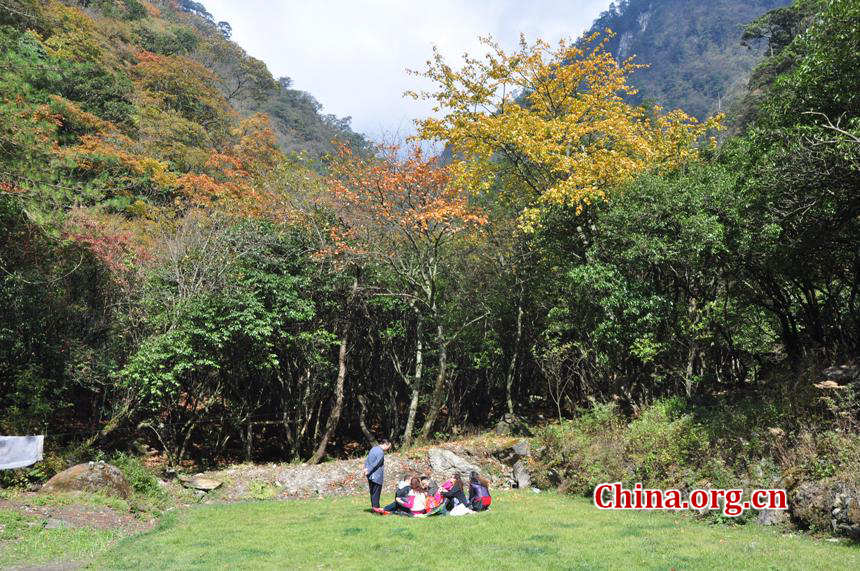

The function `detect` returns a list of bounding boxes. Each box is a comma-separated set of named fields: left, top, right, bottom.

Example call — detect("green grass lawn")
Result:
left=90, top=491, right=857, bottom=570
left=0, top=509, right=120, bottom=568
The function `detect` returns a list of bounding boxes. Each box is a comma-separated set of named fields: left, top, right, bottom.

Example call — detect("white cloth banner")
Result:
left=0, top=435, right=44, bottom=470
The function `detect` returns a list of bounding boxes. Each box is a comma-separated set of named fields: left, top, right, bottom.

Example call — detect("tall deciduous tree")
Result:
left=325, top=144, right=486, bottom=446
left=408, top=31, right=720, bottom=228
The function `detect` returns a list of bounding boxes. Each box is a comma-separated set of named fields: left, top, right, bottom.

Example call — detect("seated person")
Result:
left=421, top=476, right=439, bottom=497
left=423, top=479, right=446, bottom=514
left=440, top=472, right=469, bottom=510
left=396, top=477, right=428, bottom=516
left=382, top=474, right=413, bottom=515
left=468, top=471, right=492, bottom=512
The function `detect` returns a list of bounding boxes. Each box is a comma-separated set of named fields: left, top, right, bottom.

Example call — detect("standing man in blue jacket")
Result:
left=363, top=439, right=391, bottom=511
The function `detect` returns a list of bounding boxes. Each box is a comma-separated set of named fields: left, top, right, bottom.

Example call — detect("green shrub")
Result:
left=0, top=452, right=66, bottom=490
left=626, top=398, right=710, bottom=489
left=110, top=452, right=167, bottom=506
left=534, top=394, right=860, bottom=509
left=532, top=403, right=628, bottom=495
left=248, top=480, right=278, bottom=500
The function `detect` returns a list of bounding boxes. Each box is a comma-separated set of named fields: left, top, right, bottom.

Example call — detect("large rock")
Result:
left=494, top=414, right=532, bottom=436
left=41, top=461, right=131, bottom=499
left=791, top=481, right=833, bottom=531
left=180, top=476, right=222, bottom=491
left=831, top=490, right=860, bottom=540
left=513, top=460, right=531, bottom=489
left=427, top=448, right=481, bottom=476
left=822, top=364, right=859, bottom=383
left=791, top=480, right=860, bottom=539
left=512, top=440, right=530, bottom=458
left=493, top=440, right=531, bottom=465
left=757, top=508, right=789, bottom=526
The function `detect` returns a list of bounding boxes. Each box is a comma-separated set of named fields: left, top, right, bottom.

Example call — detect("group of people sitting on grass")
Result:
left=375, top=471, right=492, bottom=517
left=363, top=440, right=491, bottom=517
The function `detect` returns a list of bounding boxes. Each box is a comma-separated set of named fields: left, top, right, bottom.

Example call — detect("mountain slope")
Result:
left=172, top=0, right=368, bottom=158
left=586, top=0, right=792, bottom=119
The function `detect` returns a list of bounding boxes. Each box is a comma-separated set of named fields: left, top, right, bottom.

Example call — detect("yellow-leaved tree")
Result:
left=408, top=31, right=721, bottom=229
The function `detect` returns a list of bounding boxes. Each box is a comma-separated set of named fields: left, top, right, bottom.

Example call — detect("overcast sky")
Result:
left=203, top=0, right=612, bottom=142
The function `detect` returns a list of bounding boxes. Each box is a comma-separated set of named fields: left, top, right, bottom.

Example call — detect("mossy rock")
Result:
left=41, top=462, right=131, bottom=499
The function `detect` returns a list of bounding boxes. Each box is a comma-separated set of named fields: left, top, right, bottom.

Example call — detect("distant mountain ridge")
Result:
left=585, top=0, right=792, bottom=119
left=174, top=0, right=367, bottom=158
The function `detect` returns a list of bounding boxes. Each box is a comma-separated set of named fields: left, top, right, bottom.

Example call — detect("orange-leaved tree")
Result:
left=407, top=30, right=721, bottom=230
left=175, top=113, right=288, bottom=219
left=323, top=143, right=487, bottom=447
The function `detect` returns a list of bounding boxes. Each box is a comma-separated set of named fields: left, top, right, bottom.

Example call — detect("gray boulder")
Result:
left=512, top=440, right=530, bottom=458
left=41, top=461, right=131, bottom=499
left=791, top=481, right=832, bottom=531
left=791, top=480, right=860, bottom=539
left=427, top=448, right=481, bottom=476
left=494, top=414, right=532, bottom=436
left=831, top=490, right=860, bottom=540
left=493, top=440, right=531, bottom=465
left=757, top=508, right=789, bottom=526
left=822, top=364, right=859, bottom=383
left=513, top=460, right=531, bottom=489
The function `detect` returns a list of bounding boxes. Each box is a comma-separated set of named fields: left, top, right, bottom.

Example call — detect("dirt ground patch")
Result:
left=0, top=494, right=156, bottom=534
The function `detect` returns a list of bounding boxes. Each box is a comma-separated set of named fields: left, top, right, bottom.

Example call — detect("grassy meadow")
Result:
left=86, top=491, right=857, bottom=570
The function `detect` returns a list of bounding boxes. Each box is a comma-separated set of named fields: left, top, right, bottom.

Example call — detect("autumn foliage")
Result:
left=408, top=30, right=721, bottom=227
left=323, top=143, right=486, bottom=261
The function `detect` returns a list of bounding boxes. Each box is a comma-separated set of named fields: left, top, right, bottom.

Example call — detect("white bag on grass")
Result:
left=448, top=503, right=473, bottom=516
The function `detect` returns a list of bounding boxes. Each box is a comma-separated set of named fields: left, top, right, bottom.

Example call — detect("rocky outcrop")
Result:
left=821, top=364, right=859, bottom=384
left=791, top=481, right=831, bottom=530
left=831, top=489, right=860, bottom=540
left=493, top=440, right=529, bottom=464
left=513, top=460, right=531, bottom=489
left=757, top=508, right=789, bottom=526
left=41, top=461, right=131, bottom=499
left=790, top=479, right=860, bottom=539
left=180, top=476, right=222, bottom=491
left=427, top=448, right=481, bottom=476
left=490, top=439, right=533, bottom=488
left=494, top=414, right=532, bottom=437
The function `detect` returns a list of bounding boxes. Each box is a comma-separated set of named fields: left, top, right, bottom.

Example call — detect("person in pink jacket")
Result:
left=396, top=477, right=428, bottom=516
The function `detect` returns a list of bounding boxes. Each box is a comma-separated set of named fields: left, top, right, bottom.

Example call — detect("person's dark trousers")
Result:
left=383, top=501, right=410, bottom=514
left=368, top=479, right=383, bottom=509
left=470, top=497, right=486, bottom=512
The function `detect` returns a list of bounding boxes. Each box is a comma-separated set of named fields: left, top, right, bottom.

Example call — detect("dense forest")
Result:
left=0, top=0, right=857, bottom=490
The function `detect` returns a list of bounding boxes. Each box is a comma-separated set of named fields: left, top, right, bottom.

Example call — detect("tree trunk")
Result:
left=506, top=292, right=523, bottom=414
left=357, top=395, right=377, bottom=446
left=308, top=324, right=349, bottom=464
left=308, top=277, right=359, bottom=464
left=419, top=324, right=448, bottom=440
left=684, top=298, right=699, bottom=397
left=312, top=400, right=324, bottom=444
left=70, top=397, right=132, bottom=461
left=401, top=315, right=423, bottom=448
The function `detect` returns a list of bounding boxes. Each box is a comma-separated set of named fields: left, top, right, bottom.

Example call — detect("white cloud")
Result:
left=202, top=0, right=611, bottom=141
